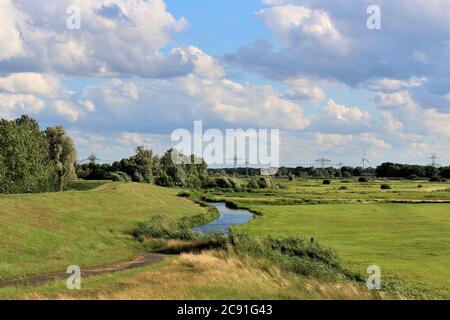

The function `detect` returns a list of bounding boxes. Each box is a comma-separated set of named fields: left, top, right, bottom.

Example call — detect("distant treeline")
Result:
left=76, top=148, right=208, bottom=188
left=0, top=116, right=77, bottom=194
left=210, top=163, right=450, bottom=179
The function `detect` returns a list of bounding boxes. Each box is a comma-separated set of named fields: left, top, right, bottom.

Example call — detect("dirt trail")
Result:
left=0, top=253, right=167, bottom=288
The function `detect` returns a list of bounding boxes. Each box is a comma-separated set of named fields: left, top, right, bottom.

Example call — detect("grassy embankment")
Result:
left=0, top=182, right=210, bottom=281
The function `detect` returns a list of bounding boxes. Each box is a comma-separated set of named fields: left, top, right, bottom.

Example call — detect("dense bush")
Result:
left=323, top=179, right=331, bottom=185
left=380, top=184, right=392, bottom=190
left=215, top=176, right=233, bottom=188
left=134, top=214, right=194, bottom=241
left=429, top=176, right=442, bottom=182
left=247, top=179, right=260, bottom=189
left=246, top=177, right=274, bottom=190
left=229, top=233, right=356, bottom=280
left=215, top=177, right=240, bottom=190
left=339, top=186, right=348, bottom=190
left=204, top=178, right=218, bottom=189
left=358, top=177, right=369, bottom=183
left=177, top=191, right=191, bottom=198
left=257, top=177, right=272, bottom=189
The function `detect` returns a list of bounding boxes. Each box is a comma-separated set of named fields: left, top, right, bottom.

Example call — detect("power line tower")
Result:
left=361, top=149, right=371, bottom=169
left=430, top=154, right=439, bottom=167
left=315, top=157, right=331, bottom=169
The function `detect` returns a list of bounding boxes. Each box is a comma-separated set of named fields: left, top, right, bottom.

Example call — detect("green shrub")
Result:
left=429, top=176, right=442, bottom=182
left=323, top=179, right=331, bottom=185
left=215, top=176, right=240, bottom=190
left=247, top=179, right=260, bottom=189
left=417, top=185, right=423, bottom=188
left=224, top=201, right=239, bottom=209
left=358, top=177, right=369, bottom=183
left=229, top=233, right=356, bottom=280
left=177, top=191, right=191, bottom=198
left=257, top=177, right=273, bottom=189
left=204, top=178, right=218, bottom=189
left=339, top=186, right=348, bottom=190
left=380, top=184, right=392, bottom=190
left=134, top=214, right=194, bottom=241
left=228, top=178, right=241, bottom=190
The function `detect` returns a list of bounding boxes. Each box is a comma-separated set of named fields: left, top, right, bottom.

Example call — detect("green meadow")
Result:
left=209, top=178, right=450, bottom=298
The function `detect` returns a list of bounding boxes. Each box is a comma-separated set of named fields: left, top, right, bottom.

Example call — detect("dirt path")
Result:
left=0, top=253, right=167, bottom=288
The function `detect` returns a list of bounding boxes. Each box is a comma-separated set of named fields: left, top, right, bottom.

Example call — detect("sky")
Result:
left=0, top=0, right=449, bottom=167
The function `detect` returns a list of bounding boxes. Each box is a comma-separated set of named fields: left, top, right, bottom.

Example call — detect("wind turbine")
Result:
left=361, top=149, right=371, bottom=170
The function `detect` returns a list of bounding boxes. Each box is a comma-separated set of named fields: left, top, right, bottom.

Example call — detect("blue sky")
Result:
left=165, top=0, right=271, bottom=55
left=0, top=0, right=449, bottom=166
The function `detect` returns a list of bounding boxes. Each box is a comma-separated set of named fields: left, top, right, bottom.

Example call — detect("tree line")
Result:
left=210, top=163, right=449, bottom=179
left=76, top=148, right=209, bottom=189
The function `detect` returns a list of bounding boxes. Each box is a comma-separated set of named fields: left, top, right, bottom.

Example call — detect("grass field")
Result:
left=235, top=203, right=450, bottom=298
left=0, top=182, right=205, bottom=281
left=207, top=178, right=450, bottom=299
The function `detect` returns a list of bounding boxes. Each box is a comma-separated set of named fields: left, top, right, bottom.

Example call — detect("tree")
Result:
left=0, top=115, right=56, bottom=193
left=45, top=126, right=77, bottom=191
